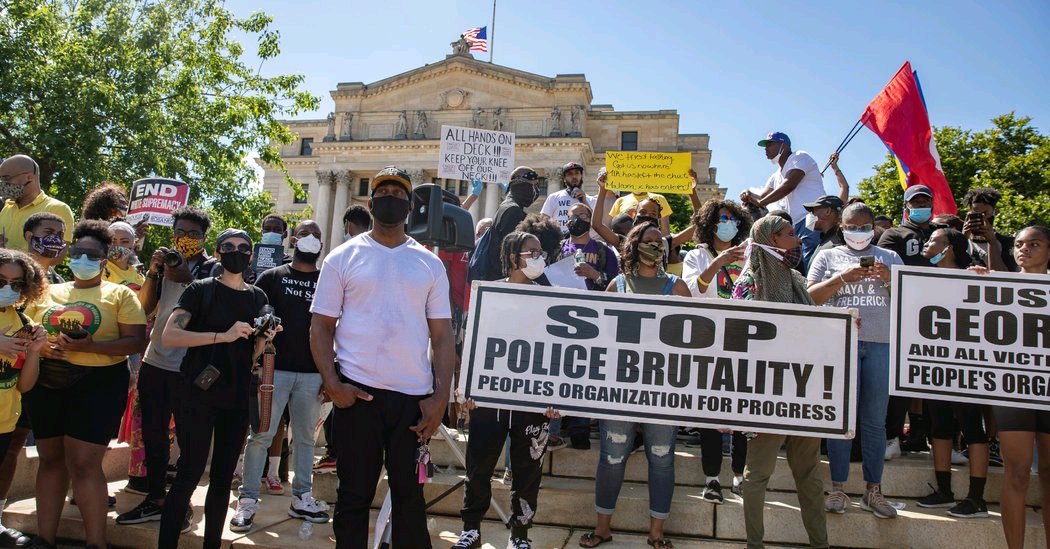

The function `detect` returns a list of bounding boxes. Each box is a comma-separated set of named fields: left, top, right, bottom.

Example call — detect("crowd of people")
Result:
left=0, top=125, right=1043, bottom=549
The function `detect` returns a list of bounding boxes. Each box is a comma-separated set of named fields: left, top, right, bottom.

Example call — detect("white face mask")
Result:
left=804, top=212, right=819, bottom=232
left=843, top=230, right=875, bottom=251
left=521, top=256, right=546, bottom=280
left=770, top=145, right=784, bottom=166
left=295, top=234, right=322, bottom=254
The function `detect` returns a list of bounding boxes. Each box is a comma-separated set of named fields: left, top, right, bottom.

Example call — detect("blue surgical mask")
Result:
left=715, top=220, right=739, bottom=242
left=69, top=256, right=102, bottom=280
left=343, top=232, right=351, bottom=242
left=908, top=207, right=932, bottom=224
left=0, top=285, right=19, bottom=308
left=260, top=232, right=283, bottom=246
left=928, top=246, right=947, bottom=265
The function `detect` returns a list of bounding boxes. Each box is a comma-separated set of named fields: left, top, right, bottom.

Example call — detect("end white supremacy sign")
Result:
left=890, top=265, right=1050, bottom=410
left=460, top=282, right=858, bottom=438
left=438, top=125, right=515, bottom=185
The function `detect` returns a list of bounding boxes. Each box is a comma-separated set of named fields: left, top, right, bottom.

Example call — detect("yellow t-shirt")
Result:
left=27, top=281, right=147, bottom=367
left=609, top=192, right=673, bottom=219
left=0, top=193, right=76, bottom=252
left=666, top=261, right=684, bottom=277
left=104, top=262, right=145, bottom=296
left=0, top=307, right=30, bottom=433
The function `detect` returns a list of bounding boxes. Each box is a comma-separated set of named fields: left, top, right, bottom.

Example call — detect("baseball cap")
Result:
left=509, top=166, right=539, bottom=185
left=903, top=184, right=933, bottom=202
left=370, top=166, right=413, bottom=195
left=757, top=132, right=791, bottom=147
left=802, top=195, right=845, bottom=212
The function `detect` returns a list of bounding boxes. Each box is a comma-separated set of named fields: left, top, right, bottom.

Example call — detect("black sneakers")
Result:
left=947, top=498, right=989, bottom=518
left=702, top=480, right=724, bottom=504
left=916, top=484, right=955, bottom=508
left=116, top=499, right=163, bottom=524
left=0, top=526, right=30, bottom=547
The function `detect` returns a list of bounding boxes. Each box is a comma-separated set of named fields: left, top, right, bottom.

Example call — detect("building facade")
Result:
left=263, top=45, right=725, bottom=250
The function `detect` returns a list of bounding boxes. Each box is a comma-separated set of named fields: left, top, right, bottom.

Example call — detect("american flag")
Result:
left=462, top=27, right=488, bottom=53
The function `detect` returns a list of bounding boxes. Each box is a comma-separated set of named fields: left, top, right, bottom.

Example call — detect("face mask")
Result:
left=509, top=185, right=537, bottom=208
left=370, top=195, right=411, bottom=225
left=69, top=256, right=103, bottom=280
left=908, top=207, right=932, bottom=224
left=635, top=215, right=659, bottom=226
left=521, top=256, right=546, bottom=279
left=219, top=251, right=251, bottom=274
left=343, top=232, right=351, bottom=242
left=0, top=180, right=25, bottom=201
left=567, top=216, right=591, bottom=237
left=783, top=245, right=803, bottom=268
left=108, top=246, right=133, bottom=262
left=0, top=285, right=20, bottom=308
left=294, top=234, right=322, bottom=254
left=770, top=145, right=784, bottom=166
left=260, top=232, right=283, bottom=246
left=173, top=235, right=203, bottom=258
left=638, top=241, right=665, bottom=268
left=804, top=213, right=819, bottom=232
left=30, top=234, right=66, bottom=258
left=843, top=230, right=875, bottom=251
left=928, top=247, right=947, bottom=265
left=715, top=220, right=739, bottom=242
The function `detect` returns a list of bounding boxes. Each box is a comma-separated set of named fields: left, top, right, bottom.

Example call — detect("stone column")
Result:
left=468, top=184, right=481, bottom=226
left=313, top=170, right=334, bottom=253
left=330, top=171, right=352, bottom=250
left=483, top=182, right=500, bottom=219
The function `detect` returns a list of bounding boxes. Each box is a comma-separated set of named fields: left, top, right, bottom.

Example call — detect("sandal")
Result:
left=647, top=538, right=674, bottom=549
left=578, top=532, right=613, bottom=548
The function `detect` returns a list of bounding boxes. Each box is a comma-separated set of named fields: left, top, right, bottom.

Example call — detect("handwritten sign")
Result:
left=126, top=178, right=190, bottom=226
left=438, top=125, right=515, bottom=185
left=605, top=151, right=693, bottom=194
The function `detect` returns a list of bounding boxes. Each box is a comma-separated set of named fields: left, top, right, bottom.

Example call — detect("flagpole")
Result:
left=820, top=119, right=864, bottom=175
left=489, top=0, right=495, bottom=63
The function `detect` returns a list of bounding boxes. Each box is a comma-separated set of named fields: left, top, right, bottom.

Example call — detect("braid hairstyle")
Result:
left=499, top=231, right=540, bottom=277
left=619, top=220, right=661, bottom=276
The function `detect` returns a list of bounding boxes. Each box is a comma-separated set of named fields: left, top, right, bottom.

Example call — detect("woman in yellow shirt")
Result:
left=0, top=250, right=48, bottom=455
left=25, top=220, right=147, bottom=549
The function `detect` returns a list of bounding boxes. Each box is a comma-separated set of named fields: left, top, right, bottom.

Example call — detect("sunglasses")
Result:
left=519, top=250, right=544, bottom=260
left=69, top=248, right=104, bottom=261
left=842, top=224, right=874, bottom=232
left=0, top=279, right=25, bottom=292
left=718, top=215, right=741, bottom=225
left=219, top=242, right=252, bottom=254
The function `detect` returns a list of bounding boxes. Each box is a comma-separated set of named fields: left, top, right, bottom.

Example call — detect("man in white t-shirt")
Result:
left=540, top=161, right=597, bottom=234
left=740, top=131, right=828, bottom=224
left=309, top=166, right=455, bottom=549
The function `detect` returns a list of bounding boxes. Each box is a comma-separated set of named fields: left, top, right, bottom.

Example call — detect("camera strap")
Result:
left=257, top=342, right=276, bottom=433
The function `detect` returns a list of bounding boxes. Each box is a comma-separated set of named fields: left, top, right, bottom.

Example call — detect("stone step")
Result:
left=6, top=441, right=131, bottom=501
left=427, top=431, right=1040, bottom=505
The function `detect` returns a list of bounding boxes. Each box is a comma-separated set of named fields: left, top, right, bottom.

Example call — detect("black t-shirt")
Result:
left=176, top=279, right=267, bottom=408
left=255, top=264, right=319, bottom=373
left=482, top=200, right=526, bottom=281
left=877, top=220, right=933, bottom=268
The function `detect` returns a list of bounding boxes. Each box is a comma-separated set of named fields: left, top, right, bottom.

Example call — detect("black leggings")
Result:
left=699, top=429, right=747, bottom=477
left=928, top=400, right=988, bottom=444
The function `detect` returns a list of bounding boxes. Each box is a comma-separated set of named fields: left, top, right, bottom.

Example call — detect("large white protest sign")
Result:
left=890, top=265, right=1050, bottom=410
left=438, top=125, right=515, bottom=184
left=460, top=282, right=858, bottom=438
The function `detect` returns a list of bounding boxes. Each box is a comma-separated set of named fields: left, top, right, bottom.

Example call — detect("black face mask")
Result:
left=219, top=251, right=251, bottom=274
left=635, top=215, right=659, bottom=226
left=567, top=216, right=591, bottom=237
left=509, top=184, right=537, bottom=208
left=371, top=195, right=411, bottom=226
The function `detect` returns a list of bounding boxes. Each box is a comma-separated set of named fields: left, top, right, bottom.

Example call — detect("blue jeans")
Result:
left=240, top=370, right=323, bottom=499
left=594, top=420, right=676, bottom=519
left=827, top=341, right=890, bottom=484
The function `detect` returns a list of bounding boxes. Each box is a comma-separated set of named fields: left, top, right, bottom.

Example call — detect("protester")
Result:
left=342, top=205, right=371, bottom=241
left=116, top=206, right=217, bottom=527
left=579, top=221, right=688, bottom=549
left=827, top=152, right=850, bottom=204
left=230, top=221, right=329, bottom=531
left=961, top=187, right=1017, bottom=272
left=878, top=183, right=936, bottom=460
left=807, top=202, right=903, bottom=519
left=795, top=195, right=845, bottom=275
left=731, top=215, right=828, bottom=549
left=0, top=155, right=75, bottom=251
left=873, top=215, right=893, bottom=231
left=605, top=169, right=706, bottom=237
left=475, top=218, right=493, bottom=240
left=104, top=221, right=144, bottom=292
left=515, top=214, right=564, bottom=263
left=80, top=182, right=129, bottom=222
left=739, top=132, right=827, bottom=224
left=914, top=228, right=991, bottom=518
left=541, top=162, right=597, bottom=234
left=25, top=220, right=147, bottom=549
left=22, top=212, right=67, bottom=283
left=453, top=231, right=560, bottom=549
left=682, top=198, right=752, bottom=502
left=0, top=249, right=48, bottom=545
left=476, top=167, right=540, bottom=281
left=594, top=172, right=700, bottom=256
left=985, top=226, right=1050, bottom=547
left=157, top=229, right=276, bottom=549
left=309, top=166, right=454, bottom=549
left=610, top=214, right=633, bottom=239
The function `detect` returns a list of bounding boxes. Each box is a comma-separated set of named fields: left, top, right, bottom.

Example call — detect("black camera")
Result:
left=253, top=305, right=281, bottom=338
left=164, top=250, right=184, bottom=268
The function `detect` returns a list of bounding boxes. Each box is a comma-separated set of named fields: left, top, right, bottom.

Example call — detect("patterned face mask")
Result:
left=638, top=241, right=665, bottom=267
left=173, top=236, right=203, bottom=258
left=0, top=180, right=25, bottom=201
left=30, top=234, right=66, bottom=258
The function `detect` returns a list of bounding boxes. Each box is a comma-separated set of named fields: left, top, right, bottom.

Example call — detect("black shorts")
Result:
left=15, top=389, right=32, bottom=430
left=26, top=361, right=129, bottom=445
left=928, top=399, right=988, bottom=444
left=994, top=406, right=1050, bottom=435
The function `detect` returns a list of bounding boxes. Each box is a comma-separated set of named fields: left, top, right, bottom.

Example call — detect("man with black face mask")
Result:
left=540, top=162, right=597, bottom=235
left=479, top=166, right=540, bottom=281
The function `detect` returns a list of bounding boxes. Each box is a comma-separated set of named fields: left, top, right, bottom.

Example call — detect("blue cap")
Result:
left=903, top=184, right=933, bottom=202
left=758, top=132, right=791, bottom=147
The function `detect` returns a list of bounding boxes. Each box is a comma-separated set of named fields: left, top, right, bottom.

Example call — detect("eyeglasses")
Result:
left=842, top=224, right=874, bottom=232
left=519, top=250, right=544, bottom=260
left=173, top=229, right=204, bottom=239
left=69, top=248, right=104, bottom=261
left=0, top=279, right=25, bottom=292
left=219, top=242, right=252, bottom=254
left=718, top=215, right=741, bottom=225
left=0, top=172, right=31, bottom=184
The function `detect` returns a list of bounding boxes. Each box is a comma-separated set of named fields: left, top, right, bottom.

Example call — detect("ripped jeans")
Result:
left=595, top=420, right=676, bottom=519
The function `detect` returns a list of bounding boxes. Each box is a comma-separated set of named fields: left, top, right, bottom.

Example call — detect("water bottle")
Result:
left=574, top=250, right=586, bottom=266
left=298, top=521, right=314, bottom=540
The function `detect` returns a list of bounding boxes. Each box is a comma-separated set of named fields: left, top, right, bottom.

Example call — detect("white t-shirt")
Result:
left=310, top=233, right=452, bottom=395
left=540, top=188, right=597, bottom=233
left=807, top=245, right=903, bottom=343
left=763, top=150, right=828, bottom=224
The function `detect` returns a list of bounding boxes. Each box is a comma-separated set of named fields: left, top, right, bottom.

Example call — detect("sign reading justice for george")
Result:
left=460, top=282, right=859, bottom=438
left=605, top=151, right=693, bottom=194
left=438, top=125, right=515, bottom=185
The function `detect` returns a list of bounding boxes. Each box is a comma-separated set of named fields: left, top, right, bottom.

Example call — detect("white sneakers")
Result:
left=885, top=438, right=902, bottom=461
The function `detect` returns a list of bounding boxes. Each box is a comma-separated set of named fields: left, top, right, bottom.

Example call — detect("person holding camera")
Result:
left=157, top=228, right=278, bottom=549
left=116, top=206, right=217, bottom=527
left=24, top=220, right=147, bottom=549
left=961, top=187, right=1017, bottom=272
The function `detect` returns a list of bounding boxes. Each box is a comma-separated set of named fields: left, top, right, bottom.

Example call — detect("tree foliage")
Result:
left=857, top=113, right=1050, bottom=236
left=0, top=0, right=318, bottom=249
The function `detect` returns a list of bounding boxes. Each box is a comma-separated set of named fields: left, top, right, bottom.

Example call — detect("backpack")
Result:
left=467, top=228, right=498, bottom=283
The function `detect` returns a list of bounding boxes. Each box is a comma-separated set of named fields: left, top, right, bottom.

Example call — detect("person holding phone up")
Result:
left=806, top=202, right=903, bottom=519
left=961, top=188, right=1017, bottom=272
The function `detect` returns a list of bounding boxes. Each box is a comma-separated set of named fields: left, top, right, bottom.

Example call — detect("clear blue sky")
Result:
left=226, top=0, right=1049, bottom=200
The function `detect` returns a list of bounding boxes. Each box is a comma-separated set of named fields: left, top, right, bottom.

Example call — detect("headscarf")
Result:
left=740, top=216, right=814, bottom=305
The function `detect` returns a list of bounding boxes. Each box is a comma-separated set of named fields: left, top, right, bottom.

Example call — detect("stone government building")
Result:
left=262, top=43, right=726, bottom=251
